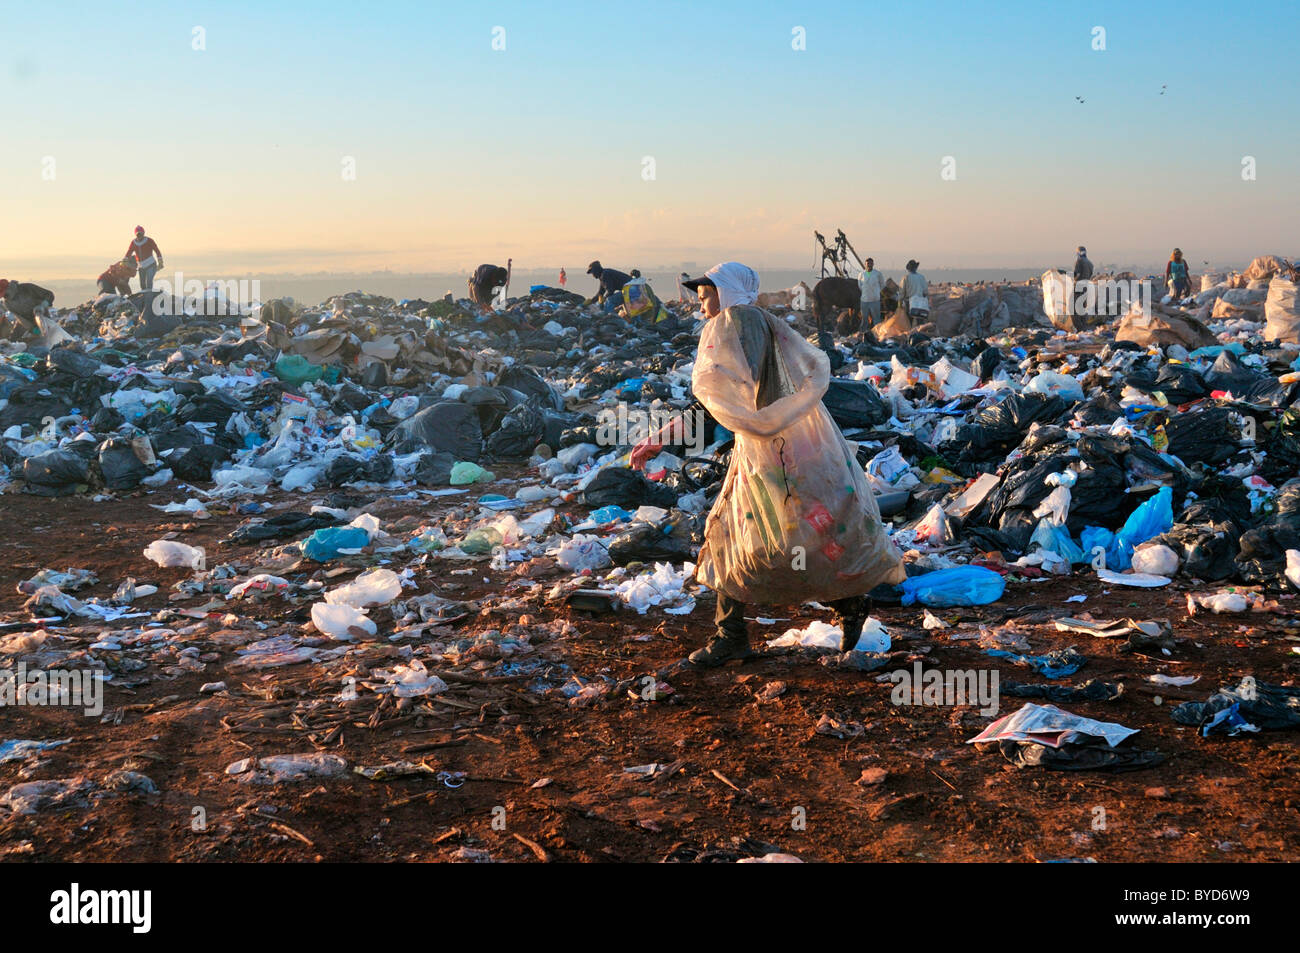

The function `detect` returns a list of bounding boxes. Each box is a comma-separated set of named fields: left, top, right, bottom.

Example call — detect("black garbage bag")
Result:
left=821, top=379, right=889, bottom=430
left=497, top=366, right=563, bottom=411
left=1171, top=679, right=1300, bottom=733
left=46, top=348, right=102, bottom=379
left=1002, top=679, right=1123, bottom=703
left=987, top=457, right=1067, bottom=526
left=90, top=407, right=125, bottom=432
left=1071, top=391, right=1125, bottom=427
left=326, top=453, right=395, bottom=486
left=169, top=444, right=230, bottom=483
left=964, top=525, right=1025, bottom=556
left=1152, top=521, right=1239, bottom=580
left=360, top=362, right=388, bottom=387
left=413, top=451, right=456, bottom=486
left=1079, top=434, right=1187, bottom=496
left=997, top=738, right=1164, bottom=772
left=1126, top=363, right=1209, bottom=405
left=583, top=467, right=678, bottom=509
left=1162, top=407, right=1238, bottom=465
left=942, top=393, right=1067, bottom=463
left=150, top=421, right=210, bottom=454
left=1203, top=350, right=1296, bottom=407
left=22, top=447, right=93, bottom=496
left=971, top=346, right=1002, bottom=381
left=388, top=402, right=483, bottom=461
left=606, top=523, right=696, bottom=566
left=540, top=409, right=581, bottom=448
left=486, top=404, right=544, bottom=460
left=97, top=436, right=152, bottom=490
left=460, top=386, right=518, bottom=433
left=176, top=391, right=247, bottom=429
left=227, top=511, right=342, bottom=544
left=332, top=383, right=371, bottom=415
left=0, top=385, right=74, bottom=431
left=365, top=404, right=401, bottom=437
left=135, top=291, right=187, bottom=338
left=1264, top=407, right=1300, bottom=482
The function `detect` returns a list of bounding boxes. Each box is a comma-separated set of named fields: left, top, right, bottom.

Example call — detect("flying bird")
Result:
left=1075, top=96, right=1085, bottom=104
left=1160, top=84, right=1167, bottom=95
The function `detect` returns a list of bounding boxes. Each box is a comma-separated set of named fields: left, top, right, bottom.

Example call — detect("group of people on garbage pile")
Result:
left=0, top=226, right=163, bottom=341
left=4, top=236, right=1300, bottom=677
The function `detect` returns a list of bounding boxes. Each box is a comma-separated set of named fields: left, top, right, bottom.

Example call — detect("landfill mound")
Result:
left=1, top=265, right=1298, bottom=862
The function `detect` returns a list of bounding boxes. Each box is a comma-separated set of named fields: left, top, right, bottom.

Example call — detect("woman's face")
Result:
left=699, top=284, right=721, bottom=318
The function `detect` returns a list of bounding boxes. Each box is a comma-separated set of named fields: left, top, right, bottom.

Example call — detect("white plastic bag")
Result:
left=324, top=568, right=403, bottom=608
left=143, top=540, right=206, bottom=570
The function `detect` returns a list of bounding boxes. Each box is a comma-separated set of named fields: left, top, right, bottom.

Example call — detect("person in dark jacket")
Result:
left=585, top=260, right=631, bottom=309
left=0, top=278, right=55, bottom=338
left=468, top=259, right=511, bottom=312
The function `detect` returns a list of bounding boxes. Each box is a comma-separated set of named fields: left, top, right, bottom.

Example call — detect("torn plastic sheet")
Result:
left=967, top=703, right=1139, bottom=748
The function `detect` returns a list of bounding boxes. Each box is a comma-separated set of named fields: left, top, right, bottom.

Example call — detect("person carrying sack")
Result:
left=631, top=262, right=904, bottom=666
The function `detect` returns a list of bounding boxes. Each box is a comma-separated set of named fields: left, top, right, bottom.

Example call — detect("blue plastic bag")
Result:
left=900, top=565, right=1006, bottom=607
left=1029, top=518, right=1086, bottom=564
left=589, top=505, right=632, bottom=526
left=302, top=526, right=370, bottom=561
left=1107, top=487, right=1174, bottom=571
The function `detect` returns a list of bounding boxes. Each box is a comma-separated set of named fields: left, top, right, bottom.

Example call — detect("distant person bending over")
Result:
left=585, top=260, right=631, bottom=312
left=0, top=278, right=55, bottom=339
left=468, top=259, right=511, bottom=312
left=1166, top=248, right=1191, bottom=299
left=858, top=257, right=884, bottom=335
left=630, top=262, right=904, bottom=666
left=124, top=226, right=163, bottom=291
left=97, top=257, right=138, bottom=296
left=901, top=259, right=928, bottom=319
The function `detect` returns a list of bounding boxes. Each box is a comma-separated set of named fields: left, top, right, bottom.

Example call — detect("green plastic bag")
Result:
left=450, top=461, right=495, bottom=486
left=275, top=354, right=325, bottom=385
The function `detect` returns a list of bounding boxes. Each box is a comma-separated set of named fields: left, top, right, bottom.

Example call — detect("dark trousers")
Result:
left=715, top=592, right=868, bottom=641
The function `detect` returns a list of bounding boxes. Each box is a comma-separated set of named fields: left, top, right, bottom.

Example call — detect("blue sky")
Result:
left=3, top=0, right=1296, bottom=280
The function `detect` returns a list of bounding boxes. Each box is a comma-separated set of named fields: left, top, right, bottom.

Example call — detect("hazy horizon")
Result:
left=4, top=1, right=1297, bottom=287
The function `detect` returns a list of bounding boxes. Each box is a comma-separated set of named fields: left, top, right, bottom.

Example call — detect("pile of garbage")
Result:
left=3, top=257, right=1300, bottom=608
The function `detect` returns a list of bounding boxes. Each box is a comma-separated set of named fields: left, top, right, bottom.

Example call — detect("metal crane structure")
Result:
left=814, top=229, right=866, bottom=279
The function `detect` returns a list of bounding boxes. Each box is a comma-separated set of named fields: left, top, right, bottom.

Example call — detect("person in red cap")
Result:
left=124, top=226, right=163, bottom=291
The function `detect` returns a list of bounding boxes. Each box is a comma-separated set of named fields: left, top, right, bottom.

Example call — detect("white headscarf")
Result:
left=705, top=261, right=759, bottom=310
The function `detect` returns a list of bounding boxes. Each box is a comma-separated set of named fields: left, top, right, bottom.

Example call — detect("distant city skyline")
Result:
left=4, top=0, right=1296, bottom=285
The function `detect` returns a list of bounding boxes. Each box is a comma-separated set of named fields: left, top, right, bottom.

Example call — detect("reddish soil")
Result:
left=1, top=477, right=1297, bottom=863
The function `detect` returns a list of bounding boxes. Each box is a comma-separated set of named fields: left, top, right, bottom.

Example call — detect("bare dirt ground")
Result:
left=1, top=474, right=1298, bottom=863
